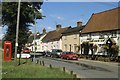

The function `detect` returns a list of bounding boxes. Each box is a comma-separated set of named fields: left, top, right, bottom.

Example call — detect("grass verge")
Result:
left=1, top=50, right=74, bottom=78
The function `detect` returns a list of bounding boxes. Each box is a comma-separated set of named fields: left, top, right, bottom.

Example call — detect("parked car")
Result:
left=17, top=53, right=31, bottom=58
left=44, top=51, right=52, bottom=57
left=60, top=51, right=78, bottom=60
left=17, top=48, right=31, bottom=58
left=23, top=48, right=31, bottom=53
left=51, top=49, right=63, bottom=58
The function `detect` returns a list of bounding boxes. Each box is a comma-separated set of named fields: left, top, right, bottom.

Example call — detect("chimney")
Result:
left=56, top=24, right=62, bottom=30
left=77, top=21, right=82, bottom=27
left=43, top=28, right=46, bottom=34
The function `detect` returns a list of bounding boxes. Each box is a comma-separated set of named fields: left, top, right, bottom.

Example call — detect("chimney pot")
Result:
left=56, top=24, right=62, bottom=30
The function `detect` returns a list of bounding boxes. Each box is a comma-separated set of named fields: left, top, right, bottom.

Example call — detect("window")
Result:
left=111, top=31, right=117, bottom=38
left=51, top=42, right=53, bottom=44
left=64, top=44, right=67, bottom=51
left=99, top=33, right=104, bottom=39
left=51, top=46, right=53, bottom=49
left=53, top=45, right=55, bottom=49
left=42, top=46, right=44, bottom=50
left=74, top=44, right=77, bottom=52
left=56, top=45, right=59, bottom=49
left=87, top=34, right=91, bottom=40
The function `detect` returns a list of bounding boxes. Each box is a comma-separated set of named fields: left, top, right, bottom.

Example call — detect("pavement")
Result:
left=34, top=56, right=119, bottom=79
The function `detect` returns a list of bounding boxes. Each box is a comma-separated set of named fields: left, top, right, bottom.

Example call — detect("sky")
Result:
left=30, top=2, right=119, bottom=33
left=1, top=1, right=119, bottom=39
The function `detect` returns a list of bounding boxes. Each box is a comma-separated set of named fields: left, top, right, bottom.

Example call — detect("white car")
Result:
left=17, top=53, right=31, bottom=58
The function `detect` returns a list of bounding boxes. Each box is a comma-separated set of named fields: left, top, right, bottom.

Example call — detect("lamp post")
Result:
left=14, top=0, right=21, bottom=66
left=33, top=16, right=37, bottom=62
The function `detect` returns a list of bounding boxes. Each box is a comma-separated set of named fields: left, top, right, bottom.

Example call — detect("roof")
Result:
left=42, top=27, right=69, bottom=42
left=27, top=33, right=44, bottom=43
left=81, top=7, right=120, bottom=34
left=62, top=26, right=85, bottom=35
left=27, top=34, right=34, bottom=43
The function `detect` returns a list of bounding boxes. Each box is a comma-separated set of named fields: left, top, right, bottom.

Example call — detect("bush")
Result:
left=111, top=44, right=119, bottom=57
left=81, top=41, right=90, bottom=55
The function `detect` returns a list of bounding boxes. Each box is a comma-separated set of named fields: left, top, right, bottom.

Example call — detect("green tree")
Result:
left=2, top=2, right=43, bottom=57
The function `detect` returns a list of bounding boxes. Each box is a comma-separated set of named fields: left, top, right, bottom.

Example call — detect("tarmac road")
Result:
left=34, top=56, right=119, bottom=79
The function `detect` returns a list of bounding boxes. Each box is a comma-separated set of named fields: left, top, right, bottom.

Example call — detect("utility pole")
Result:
left=33, top=16, right=36, bottom=62
left=14, top=0, right=21, bottom=66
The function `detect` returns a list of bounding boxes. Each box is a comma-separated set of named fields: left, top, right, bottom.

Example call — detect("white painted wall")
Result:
left=80, top=30, right=119, bottom=55
left=30, top=34, right=47, bottom=52
left=117, top=30, right=120, bottom=56
left=42, top=39, right=62, bottom=52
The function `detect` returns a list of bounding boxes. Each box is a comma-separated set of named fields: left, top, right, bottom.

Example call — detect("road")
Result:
left=33, top=55, right=119, bottom=79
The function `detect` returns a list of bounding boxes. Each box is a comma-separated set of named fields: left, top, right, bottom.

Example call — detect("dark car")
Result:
left=60, top=51, right=78, bottom=60
left=44, top=51, right=52, bottom=57
left=51, top=49, right=63, bottom=58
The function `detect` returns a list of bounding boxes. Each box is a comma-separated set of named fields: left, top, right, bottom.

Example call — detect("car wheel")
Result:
left=50, top=55, right=53, bottom=57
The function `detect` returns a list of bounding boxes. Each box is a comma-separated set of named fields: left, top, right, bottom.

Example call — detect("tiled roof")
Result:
left=42, top=27, right=69, bottom=42
left=62, top=26, right=85, bottom=35
left=81, top=7, right=120, bottom=34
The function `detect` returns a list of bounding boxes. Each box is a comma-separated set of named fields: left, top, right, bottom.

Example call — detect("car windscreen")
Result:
left=24, top=48, right=29, bottom=50
left=66, top=52, right=74, bottom=54
left=56, top=50, right=62, bottom=52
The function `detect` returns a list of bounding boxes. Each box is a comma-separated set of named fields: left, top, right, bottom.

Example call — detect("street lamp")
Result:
left=33, top=16, right=37, bottom=62
left=14, top=0, right=21, bottom=66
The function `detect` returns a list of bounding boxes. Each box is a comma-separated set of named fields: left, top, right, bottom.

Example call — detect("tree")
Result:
left=2, top=2, right=43, bottom=57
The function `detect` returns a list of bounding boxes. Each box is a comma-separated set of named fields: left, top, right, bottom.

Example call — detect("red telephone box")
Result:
left=4, top=41, right=12, bottom=61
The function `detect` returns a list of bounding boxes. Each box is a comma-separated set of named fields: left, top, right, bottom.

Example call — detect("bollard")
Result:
left=63, top=67, right=65, bottom=73
left=42, top=61, right=45, bottom=66
left=36, top=60, right=38, bottom=64
left=39, top=61, right=41, bottom=65
left=26, top=57, right=27, bottom=63
left=49, top=64, right=52, bottom=69
left=31, top=58, right=33, bottom=62
left=37, top=60, right=39, bottom=64
left=70, top=71, right=73, bottom=75
left=73, top=74, right=77, bottom=78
